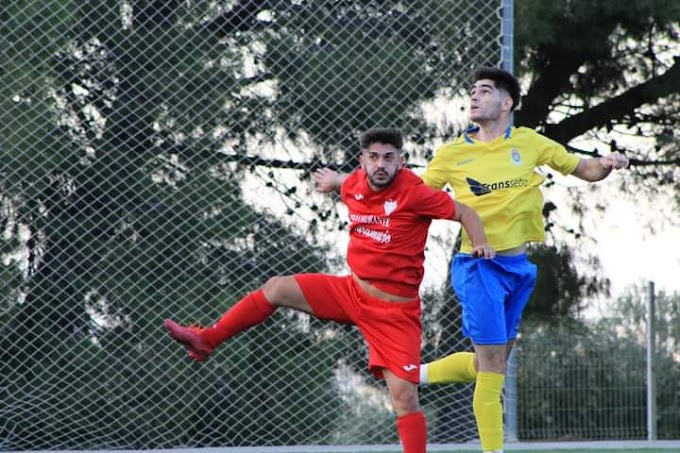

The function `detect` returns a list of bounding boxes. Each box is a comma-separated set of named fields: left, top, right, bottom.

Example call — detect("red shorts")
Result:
left=294, top=273, right=422, bottom=383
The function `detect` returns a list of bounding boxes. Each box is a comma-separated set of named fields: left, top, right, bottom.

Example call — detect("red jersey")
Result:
left=341, top=168, right=456, bottom=298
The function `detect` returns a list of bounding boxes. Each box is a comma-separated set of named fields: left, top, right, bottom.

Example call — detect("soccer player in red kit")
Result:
left=164, top=127, right=494, bottom=453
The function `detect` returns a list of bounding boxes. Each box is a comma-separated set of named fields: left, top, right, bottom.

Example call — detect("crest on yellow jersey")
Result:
left=511, top=148, right=522, bottom=164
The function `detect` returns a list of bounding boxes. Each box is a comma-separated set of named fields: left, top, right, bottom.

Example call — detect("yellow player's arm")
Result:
left=571, top=153, right=629, bottom=182
left=452, top=201, right=495, bottom=259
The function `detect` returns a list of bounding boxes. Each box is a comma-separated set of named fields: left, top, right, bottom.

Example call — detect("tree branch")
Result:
left=566, top=145, right=680, bottom=167
left=514, top=16, right=620, bottom=129
left=219, top=153, right=313, bottom=170
left=214, top=152, right=426, bottom=171
left=515, top=54, right=586, bottom=129
left=544, top=57, right=680, bottom=145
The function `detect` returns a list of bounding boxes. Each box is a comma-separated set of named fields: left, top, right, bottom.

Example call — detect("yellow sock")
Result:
left=422, top=352, right=477, bottom=384
left=473, top=371, right=505, bottom=452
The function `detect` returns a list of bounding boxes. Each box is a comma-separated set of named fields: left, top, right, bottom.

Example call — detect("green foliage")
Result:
left=3, top=0, right=679, bottom=449
left=516, top=0, right=680, bottom=93
left=610, top=286, right=680, bottom=358
left=1, top=1, right=339, bottom=449
left=207, top=325, right=345, bottom=446
left=262, top=0, right=500, bottom=167
left=1, top=0, right=81, bottom=204
left=517, top=319, right=648, bottom=440
left=525, top=244, right=610, bottom=321
left=517, top=288, right=680, bottom=441
left=265, top=28, right=435, bottom=164
left=514, top=0, right=680, bottom=204
left=598, top=288, right=680, bottom=438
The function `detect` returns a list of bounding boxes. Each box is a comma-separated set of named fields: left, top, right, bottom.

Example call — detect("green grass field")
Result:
left=254, top=441, right=680, bottom=453
left=312, top=448, right=680, bottom=453
left=435, top=450, right=673, bottom=453
left=310, top=449, right=678, bottom=453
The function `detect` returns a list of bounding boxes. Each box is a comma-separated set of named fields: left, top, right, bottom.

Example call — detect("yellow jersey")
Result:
left=423, top=126, right=580, bottom=253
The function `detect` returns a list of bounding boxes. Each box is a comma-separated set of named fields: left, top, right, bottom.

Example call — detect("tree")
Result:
left=1, top=1, right=342, bottom=449
left=514, top=0, right=680, bottom=201
left=601, top=286, right=680, bottom=439
left=517, top=287, right=680, bottom=440
left=524, top=244, right=609, bottom=321
left=3, top=0, right=679, bottom=448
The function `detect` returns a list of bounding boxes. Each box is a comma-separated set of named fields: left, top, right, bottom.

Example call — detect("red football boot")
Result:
left=163, top=319, right=214, bottom=362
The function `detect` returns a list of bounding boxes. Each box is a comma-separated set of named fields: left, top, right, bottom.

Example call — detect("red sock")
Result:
left=201, top=290, right=275, bottom=348
left=396, top=411, right=427, bottom=453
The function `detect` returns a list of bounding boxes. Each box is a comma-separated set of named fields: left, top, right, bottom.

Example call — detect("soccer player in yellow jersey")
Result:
left=419, top=66, right=629, bottom=453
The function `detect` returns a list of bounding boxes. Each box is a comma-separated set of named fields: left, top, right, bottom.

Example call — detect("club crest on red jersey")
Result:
left=384, top=199, right=397, bottom=215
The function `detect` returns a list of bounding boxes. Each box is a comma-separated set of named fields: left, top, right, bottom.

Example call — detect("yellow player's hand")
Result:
left=471, top=244, right=495, bottom=259
left=601, top=152, right=629, bottom=170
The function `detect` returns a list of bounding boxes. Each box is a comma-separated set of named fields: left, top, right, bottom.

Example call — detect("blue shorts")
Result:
left=451, top=253, right=537, bottom=345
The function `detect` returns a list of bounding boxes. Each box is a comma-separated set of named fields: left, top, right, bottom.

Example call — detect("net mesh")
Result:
left=3, top=1, right=675, bottom=451
left=2, top=1, right=502, bottom=449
